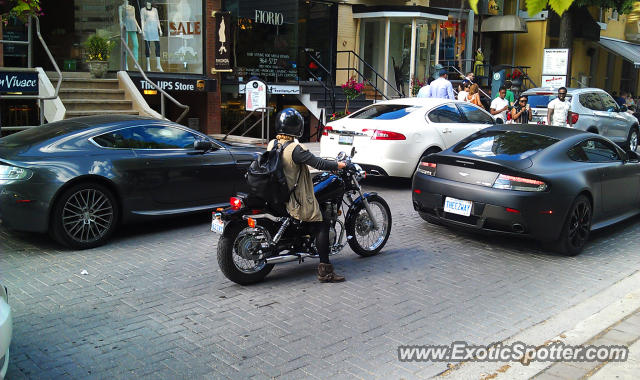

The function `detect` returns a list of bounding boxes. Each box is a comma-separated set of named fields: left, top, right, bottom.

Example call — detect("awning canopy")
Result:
left=598, top=37, right=640, bottom=68
left=352, top=5, right=449, bottom=21
left=481, top=15, right=528, bottom=33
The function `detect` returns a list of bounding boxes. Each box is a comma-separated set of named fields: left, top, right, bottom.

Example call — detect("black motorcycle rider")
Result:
left=267, top=108, right=347, bottom=282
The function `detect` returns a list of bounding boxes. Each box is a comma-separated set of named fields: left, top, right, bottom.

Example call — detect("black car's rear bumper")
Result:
left=412, top=173, right=574, bottom=242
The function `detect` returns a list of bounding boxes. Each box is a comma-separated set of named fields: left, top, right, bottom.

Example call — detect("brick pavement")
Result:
left=2, top=176, right=640, bottom=379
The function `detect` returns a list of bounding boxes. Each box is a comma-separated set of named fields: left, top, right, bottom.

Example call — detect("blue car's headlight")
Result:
left=0, top=164, right=32, bottom=181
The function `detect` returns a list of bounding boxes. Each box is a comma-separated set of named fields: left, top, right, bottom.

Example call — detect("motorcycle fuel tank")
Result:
left=313, top=172, right=344, bottom=202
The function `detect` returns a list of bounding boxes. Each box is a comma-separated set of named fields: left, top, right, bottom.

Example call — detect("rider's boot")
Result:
left=317, top=263, right=345, bottom=283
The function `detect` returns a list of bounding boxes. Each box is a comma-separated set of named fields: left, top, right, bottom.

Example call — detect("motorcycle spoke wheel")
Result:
left=232, top=233, right=266, bottom=274
left=353, top=201, right=389, bottom=252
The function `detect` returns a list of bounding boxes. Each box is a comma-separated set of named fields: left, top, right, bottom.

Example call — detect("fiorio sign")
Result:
left=0, top=72, right=39, bottom=93
left=254, top=10, right=284, bottom=26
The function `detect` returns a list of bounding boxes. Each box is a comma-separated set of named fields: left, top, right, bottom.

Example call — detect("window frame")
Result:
left=455, top=102, right=495, bottom=124
left=569, top=137, right=622, bottom=163
left=426, top=103, right=465, bottom=124
left=89, top=123, right=221, bottom=151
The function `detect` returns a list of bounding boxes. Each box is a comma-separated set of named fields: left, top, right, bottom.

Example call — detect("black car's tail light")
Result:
left=493, top=174, right=547, bottom=192
left=417, top=162, right=437, bottom=176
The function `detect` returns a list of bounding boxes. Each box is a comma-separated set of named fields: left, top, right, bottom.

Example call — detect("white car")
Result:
left=320, top=98, right=496, bottom=178
left=0, top=284, right=11, bottom=379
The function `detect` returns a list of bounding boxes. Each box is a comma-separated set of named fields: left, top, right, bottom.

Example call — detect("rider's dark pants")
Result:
left=308, top=221, right=330, bottom=264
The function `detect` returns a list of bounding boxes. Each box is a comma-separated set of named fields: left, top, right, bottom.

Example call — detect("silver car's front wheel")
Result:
left=52, top=183, right=118, bottom=249
left=627, top=127, right=639, bottom=152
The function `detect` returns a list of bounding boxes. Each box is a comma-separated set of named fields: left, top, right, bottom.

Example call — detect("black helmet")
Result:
left=275, top=108, right=304, bottom=137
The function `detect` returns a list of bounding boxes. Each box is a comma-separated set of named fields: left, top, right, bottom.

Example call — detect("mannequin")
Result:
left=119, top=0, right=142, bottom=70
left=141, top=1, right=163, bottom=72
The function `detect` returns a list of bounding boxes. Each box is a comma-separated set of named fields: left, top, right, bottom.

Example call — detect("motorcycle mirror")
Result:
left=350, top=147, right=356, bottom=157
left=337, top=151, right=347, bottom=161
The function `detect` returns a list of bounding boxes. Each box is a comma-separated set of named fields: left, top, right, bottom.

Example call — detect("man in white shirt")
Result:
left=429, top=70, right=455, bottom=100
left=490, top=86, right=510, bottom=122
left=547, top=87, right=572, bottom=127
left=417, top=78, right=433, bottom=98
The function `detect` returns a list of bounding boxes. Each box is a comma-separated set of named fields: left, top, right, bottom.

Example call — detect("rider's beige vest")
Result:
left=267, top=139, right=322, bottom=222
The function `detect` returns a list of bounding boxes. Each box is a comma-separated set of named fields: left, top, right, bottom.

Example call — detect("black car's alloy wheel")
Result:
left=554, top=195, right=591, bottom=256
left=52, top=182, right=119, bottom=249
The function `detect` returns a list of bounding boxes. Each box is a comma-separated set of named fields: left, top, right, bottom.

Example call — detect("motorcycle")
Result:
left=211, top=149, right=392, bottom=285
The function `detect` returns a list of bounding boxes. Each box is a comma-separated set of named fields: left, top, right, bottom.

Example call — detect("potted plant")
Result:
left=410, top=76, right=426, bottom=97
left=84, top=33, right=113, bottom=78
left=341, top=78, right=364, bottom=113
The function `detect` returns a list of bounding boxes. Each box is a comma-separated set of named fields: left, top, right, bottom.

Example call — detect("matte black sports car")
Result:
left=0, top=115, right=261, bottom=249
left=412, top=124, right=640, bottom=255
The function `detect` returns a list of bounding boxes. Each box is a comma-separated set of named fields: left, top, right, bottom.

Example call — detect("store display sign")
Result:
left=0, top=71, right=38, bottom=93
left=543, top=49, right=569, bottom=76
left=130, top=75, right=216, bottom=92
left=214, top=12, right=232, bottom=71
left=479, top=0, right=504, bottom=16
left=245, top=80, right=268, bottom=111
left=542, top=75, right=567, bottom=88
left=239, top=83, right=299, bottom=95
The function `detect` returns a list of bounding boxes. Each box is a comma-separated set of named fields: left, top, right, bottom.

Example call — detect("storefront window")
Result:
left=438, top=17, right=467, bottom=72
left=35, top=0, right=204, bottom=74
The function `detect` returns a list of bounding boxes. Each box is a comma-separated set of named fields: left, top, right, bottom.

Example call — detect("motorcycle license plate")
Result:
left=211, top=213, right=225, bottom=234
left=339, top=134, right=354, bottom=145
left=444, top=197, right=472, bottom=217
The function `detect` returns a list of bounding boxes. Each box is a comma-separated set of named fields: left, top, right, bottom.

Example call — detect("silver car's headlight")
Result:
left=0, top=164, right=32, bottom=181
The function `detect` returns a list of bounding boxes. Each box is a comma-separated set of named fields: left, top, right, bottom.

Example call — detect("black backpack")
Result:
left=246, top=140, right=300, bottom=212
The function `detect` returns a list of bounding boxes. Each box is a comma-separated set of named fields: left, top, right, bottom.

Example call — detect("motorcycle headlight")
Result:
left=352, top=164, right=366, bottom=181
left=0, top=164, right=32, bottom=182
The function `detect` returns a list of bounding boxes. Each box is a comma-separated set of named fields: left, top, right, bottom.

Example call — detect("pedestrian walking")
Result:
left=511, top=95, right=532, bottom=124
left=458, top=81, right=470, bottom=101
left=428, top=69, right=455, bottom=100
left=468, top=83, right=484, bottom=109
left=547, top=87, right=572, bottom=127
left=490, top=86, right=510, bottom=123
left=417, top=77, right=434, bottom=98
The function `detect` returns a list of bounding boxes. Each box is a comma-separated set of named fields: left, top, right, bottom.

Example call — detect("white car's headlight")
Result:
left=0, top=164, right=32, bottom=181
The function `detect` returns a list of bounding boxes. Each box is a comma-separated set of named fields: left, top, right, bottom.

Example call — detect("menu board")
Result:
left=245, top=52, right=297, bottom=81
left=245, top=79, right=267, bottom=111
left=542, top=49, right=569, bottom=76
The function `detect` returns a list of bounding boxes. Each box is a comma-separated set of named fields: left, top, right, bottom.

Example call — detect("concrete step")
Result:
left=59, top=89, right=126, bottom=100
left=65, top=110, right=139, bottom=118
left=60, top=78, right=120, bottom=90
left=63, top=100, right=133, bottom=112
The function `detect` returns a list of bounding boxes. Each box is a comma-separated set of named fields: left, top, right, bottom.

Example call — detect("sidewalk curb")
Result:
left=436, top=270, right=640, bottom=379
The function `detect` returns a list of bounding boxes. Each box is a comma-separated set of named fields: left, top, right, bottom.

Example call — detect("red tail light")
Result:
left=368, top=129, right=406, bottom=140
left=493, top=174, right=547, bottom=192
left=322, top=126, right=333, bottom=136
left=230, top=197, right=243, bottom=210
left=417, top=161, right=437, bottom=176
left=505, top=207, right=520, bottom=213
left=568, top=112, right=579, bottom=124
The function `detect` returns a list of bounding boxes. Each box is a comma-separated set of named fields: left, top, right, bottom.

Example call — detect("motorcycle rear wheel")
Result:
left=346, top=194, right=392, bottom=257
left=217, top=226, right=274, bottom=285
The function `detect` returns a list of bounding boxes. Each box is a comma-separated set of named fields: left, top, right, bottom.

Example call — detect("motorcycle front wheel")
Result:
left=345, top=194, right=392, bottom=257
left=217, top=225, right=274, bottom=285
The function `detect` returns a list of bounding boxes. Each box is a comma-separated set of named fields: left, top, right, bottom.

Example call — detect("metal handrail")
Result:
left=223, top=107, right=274, bottom=142
left=446, top=65, right=490, bottom=99
left=119, top=26, right=189, bottom=123
left=302, top=49, right=336, bottom=114
left=0, top=16, right=62, bottom=126
left=337, top=50, right=403, bottom=100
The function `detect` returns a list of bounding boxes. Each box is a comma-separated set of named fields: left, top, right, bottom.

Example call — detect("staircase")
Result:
left=297, top=81, right=374, bottom=121
left=53, top=76, right=139, bottom=119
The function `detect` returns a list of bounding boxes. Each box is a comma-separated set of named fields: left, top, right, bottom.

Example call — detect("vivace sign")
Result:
left=0, top=72, right=39, bottom=93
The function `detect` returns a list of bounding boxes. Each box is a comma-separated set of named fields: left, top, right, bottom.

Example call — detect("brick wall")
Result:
left=205, top=0, right=222, bottom=135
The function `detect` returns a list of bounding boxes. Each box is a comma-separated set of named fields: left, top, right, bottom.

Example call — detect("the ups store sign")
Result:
left=129, top=74, right=217, bottom=93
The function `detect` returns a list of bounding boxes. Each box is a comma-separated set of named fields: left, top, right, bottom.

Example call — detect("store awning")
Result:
left=598, top=37, right=640, bottom=68
left=481, top=15, right=528, bottom=33
left=352, top=5, right=449, bottom=21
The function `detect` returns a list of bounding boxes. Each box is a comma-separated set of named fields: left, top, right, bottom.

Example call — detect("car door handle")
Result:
left=442, top=128, right=452, bottom=133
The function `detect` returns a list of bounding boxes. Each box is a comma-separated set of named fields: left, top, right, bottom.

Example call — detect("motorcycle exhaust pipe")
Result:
left=266, top=252, right=314, bottom=264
